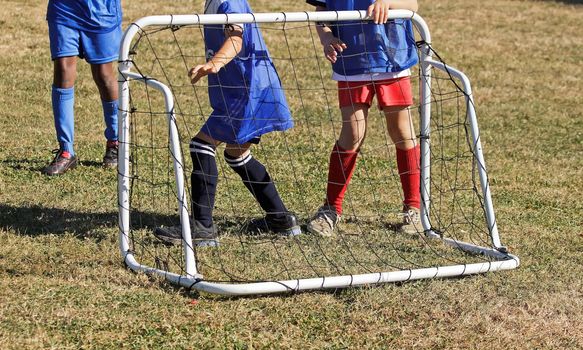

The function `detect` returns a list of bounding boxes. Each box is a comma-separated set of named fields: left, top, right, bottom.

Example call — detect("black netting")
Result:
left=118, top=18, right=500, bottom=284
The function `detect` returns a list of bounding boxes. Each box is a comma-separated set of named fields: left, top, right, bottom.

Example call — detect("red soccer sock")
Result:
left=60, top=150, right=72, bottom=159
left=396, top=145, right=421, bottom=209
left=325, top=143, right=359, bottom=215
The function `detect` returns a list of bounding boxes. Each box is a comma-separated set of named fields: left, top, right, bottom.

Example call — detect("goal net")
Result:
left=117, top=10, right=519, bottom=295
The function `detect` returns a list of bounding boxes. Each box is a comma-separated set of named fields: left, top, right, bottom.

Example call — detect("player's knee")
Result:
left=91, top=64, right=116, bottom=87
left=353, top=129, right=366, bottom=143
left=53, top=62, right=76, bottom=87
left=343, top=129, right=366, bottom=149
left=388, top=125, right=414, bottom=144
left=93, top=73, right=116, bottom=91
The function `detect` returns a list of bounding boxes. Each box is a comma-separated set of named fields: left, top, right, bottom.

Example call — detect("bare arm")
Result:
left=315, top=5, right=347, bottom=63
left=189, top=25, right=244, bottom=84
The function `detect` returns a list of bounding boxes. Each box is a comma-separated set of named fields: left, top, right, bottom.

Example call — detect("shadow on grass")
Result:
left=0, top=203, right=253, bottom=240
left=556, top=0, right=583, bottom=4
left=0, top=204, right=176, bottom=240
left=78, top=159, right=105, bottom=167
left=1, top=157, right=106, bottom=172
left=1, top=157, right=45, bottom=172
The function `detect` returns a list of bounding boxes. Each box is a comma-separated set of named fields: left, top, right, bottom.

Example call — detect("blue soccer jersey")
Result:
left=307, top=0, right=418, bottom=76
left=201, top=0, right=293, bottom=144
left=47, top=0, right=122, bottom=33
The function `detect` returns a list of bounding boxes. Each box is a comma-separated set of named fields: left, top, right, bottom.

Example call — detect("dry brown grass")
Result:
left=1, top=0, right=582, bottom=349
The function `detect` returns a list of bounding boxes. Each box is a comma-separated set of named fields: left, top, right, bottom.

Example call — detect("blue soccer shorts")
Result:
left=48, top=22, right=121, bottom=64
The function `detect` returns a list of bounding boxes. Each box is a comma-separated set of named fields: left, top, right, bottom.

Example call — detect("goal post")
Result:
left=117, top=10, right=519, bottom=296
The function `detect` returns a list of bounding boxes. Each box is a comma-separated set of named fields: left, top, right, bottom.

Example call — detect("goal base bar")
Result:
left=123, top=241, right=519, bottom=296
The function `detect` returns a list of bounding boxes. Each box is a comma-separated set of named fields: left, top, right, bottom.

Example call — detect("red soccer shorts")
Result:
left=338, top=76, right=413, bottom=108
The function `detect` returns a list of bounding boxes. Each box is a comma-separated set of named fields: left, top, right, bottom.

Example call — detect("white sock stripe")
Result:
left=225, top=153, right=250, bottom=163
left=190, top=148, right=217, bottom=157
left=190, top=140, right=216, bottom=154
left=225, top=153, right=252, bottom=168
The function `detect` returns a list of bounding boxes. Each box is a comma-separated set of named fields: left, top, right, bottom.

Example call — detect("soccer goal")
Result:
left=117, top=10, right=519, bottom=296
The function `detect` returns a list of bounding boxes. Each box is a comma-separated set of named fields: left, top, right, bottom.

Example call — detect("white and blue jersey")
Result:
left=47, top=0, right=122, bottom=33
left=201, top=0, right=293, bottom=144
left=307, top=0, right=418, bottom=76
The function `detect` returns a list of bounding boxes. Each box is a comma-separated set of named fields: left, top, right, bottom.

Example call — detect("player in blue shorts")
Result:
left=43, top=0, right=123, bottom=175
left=153, top=0, right=301, bottom=246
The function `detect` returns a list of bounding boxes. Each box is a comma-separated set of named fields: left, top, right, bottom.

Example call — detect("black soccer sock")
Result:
left=190, top=138, right=218, bottom=228
left=224, top=151, right=287, bottom=218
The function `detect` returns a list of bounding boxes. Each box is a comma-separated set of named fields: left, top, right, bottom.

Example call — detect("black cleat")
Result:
left=246, top=213, right=301, bottom=236
left=153, top=219, right=218, bottom=247
left=43, top=149, right=77, bottom=176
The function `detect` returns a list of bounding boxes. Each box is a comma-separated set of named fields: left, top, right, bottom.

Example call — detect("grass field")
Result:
left=1, top=0, right=582, bottom=348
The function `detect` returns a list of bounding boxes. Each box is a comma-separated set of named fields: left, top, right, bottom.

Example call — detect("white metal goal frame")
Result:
left=117, top=10, right=520, bottom=296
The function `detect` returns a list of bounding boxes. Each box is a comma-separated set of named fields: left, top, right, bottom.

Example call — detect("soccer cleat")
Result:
left=306, top=206, right=340, bottom=237
left=398, top=206, right=421, bottom=235
left=103, top=140, right=119, bottom=168
left=246, top=212, right=301, bottom=236
left=153, top=219, right=219, bottom=247
left=43, top=149, right=77, bottom=176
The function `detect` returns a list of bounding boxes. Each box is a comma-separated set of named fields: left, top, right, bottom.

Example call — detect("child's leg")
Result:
left=384, top=106, right=420, bottom=209
left=152, top=131, right=220, bottom=245
left=52, top=57, right=78, bottom=155
left=190, top=132, right=221, bottom=228
left=325, top=104, right=369, bottom=215
left=48, top=21, right=79, bottom=157
left=83, top=24, right=121, bottom=143
left=224, top=142, right=288, bottom=218
left=90, top=62, right=118, bottom=142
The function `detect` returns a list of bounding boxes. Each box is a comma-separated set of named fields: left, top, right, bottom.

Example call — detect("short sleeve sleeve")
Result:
left=212, top=0, right=245, bottom=31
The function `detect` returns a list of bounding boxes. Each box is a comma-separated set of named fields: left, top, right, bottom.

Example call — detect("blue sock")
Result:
left=102, top=99, right=118, bottom=141
left=52, top=85, right=75, bottom=155
left=190, top=138, right=218, bottom=228
left=224, top=152, right=287, bottom=218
